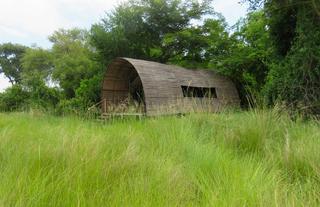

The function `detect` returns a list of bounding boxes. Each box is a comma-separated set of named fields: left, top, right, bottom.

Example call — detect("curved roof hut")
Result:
left=101, top=58, right=239, bottom=116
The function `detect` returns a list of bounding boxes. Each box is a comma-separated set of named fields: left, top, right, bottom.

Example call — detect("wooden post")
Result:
left=104, top=99, right=107, bottom=113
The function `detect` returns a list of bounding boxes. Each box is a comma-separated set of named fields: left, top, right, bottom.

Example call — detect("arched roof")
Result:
left=103, top=57, right=239, bottom=115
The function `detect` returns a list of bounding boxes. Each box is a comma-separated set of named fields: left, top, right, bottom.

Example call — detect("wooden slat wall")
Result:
left=102, top=58, right=240, bottom=115
left=101, top=61, right=135, bottom=113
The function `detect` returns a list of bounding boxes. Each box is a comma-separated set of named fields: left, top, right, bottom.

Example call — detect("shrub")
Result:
left=0, top=85, right=29, bottom=111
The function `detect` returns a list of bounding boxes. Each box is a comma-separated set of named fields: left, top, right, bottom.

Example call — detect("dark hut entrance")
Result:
left=101, top=59, right=146, bottom=114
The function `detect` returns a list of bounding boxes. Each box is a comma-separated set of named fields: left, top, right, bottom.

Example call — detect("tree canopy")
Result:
left=90, top=0, right=214, bottom=64
left=0, top=43, right=28, bottom=85
left=245, top=0, right=320, bottom=114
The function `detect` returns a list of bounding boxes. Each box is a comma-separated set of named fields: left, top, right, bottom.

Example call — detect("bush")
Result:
left=55, top=98, right=100, bottom=118
left=75, top=75, right=103, bottom=107
left=263, top=16, right=320, bottom=115
left=0, top=85, right=29, bottom=111
left=0, top=76, right=61, bottom=113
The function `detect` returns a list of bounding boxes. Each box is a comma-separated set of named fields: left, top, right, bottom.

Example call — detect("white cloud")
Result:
left=0, top=0, right=123, bottom=46
left=0, top=0, right=65, bottom=37
left=0, top=74, right=11, bottom=92
left=213, top=0, right=248, bottom=25
left=0, top=25, right=28, bottom=38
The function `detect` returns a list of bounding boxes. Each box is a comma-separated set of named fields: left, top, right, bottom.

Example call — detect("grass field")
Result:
left=0, top=110, right=319, bottom=206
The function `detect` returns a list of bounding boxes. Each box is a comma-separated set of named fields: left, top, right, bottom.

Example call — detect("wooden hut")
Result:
left=101, top=58, right=240, bottom=116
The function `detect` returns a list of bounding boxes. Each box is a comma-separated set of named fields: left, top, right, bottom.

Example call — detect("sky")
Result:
left=0, top=0, right=248, bottom=92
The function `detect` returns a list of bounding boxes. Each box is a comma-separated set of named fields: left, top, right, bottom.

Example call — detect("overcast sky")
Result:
left=0, top=0, right=248, bottom=91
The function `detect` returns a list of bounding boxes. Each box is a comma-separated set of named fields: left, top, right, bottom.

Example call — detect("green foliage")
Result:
left=55, top=98, right=86, bottom=115
left=1, top=46, right=61, bottom=111
left=0, top=85, right=29, bottom=111
left=90, top=0, right=213, bottom=64
left=163, top=26, right=209, bottom=68
left=0, top=79, right=61, bottom=112
left=209, top=11, right=272, bottom=105
left=21, top=47, right=53, bottom=80
left=22, top=73, right=61, bottom=109
left=162, top=16, right=230, bottom=69
left=0, top=28, right=103, bottom=113
left=75, top=75, right=103, bottom=106
left=244, top=0, right=320, bottom=114
left=0, top=110, right=319, bottom=206
left=0, top=43, right=28, bottom=84
left=49, top=28, right=102, bottom=98
left=264, top=7, right=320, bottom=114
left=55, top=75, right=104, bottom=116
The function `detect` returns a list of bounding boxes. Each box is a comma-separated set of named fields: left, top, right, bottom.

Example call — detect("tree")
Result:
left=245, top=0, right=320, bottom=114
left=0, top=43, right=28, bottom=84
left=162, top=16, right=231, bottom=69
left=22, top=72, right=61, bottom=109
left=49, top=28, right=102, bottom=98
left=74, top=75, right=103, bottom=107
left=90, top=0, right=213, bottom=65
left=206, top=11, right=272, bottom=105
left=21, top=47, right=53, bottom=81
left=0, top=85, right=29, bottom=111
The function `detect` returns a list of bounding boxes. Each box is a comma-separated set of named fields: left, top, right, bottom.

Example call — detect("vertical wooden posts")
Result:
left=104, top=99, right=107, bottom=114
left=101, top=99, right=107, bottom=114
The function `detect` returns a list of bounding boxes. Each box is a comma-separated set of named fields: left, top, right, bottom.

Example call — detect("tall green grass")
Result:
left=0, top=110, right=319, bottom=206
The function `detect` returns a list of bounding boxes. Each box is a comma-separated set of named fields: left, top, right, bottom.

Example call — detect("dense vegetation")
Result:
left=0, top=0, right=319, bottom=115
left=0, top=110, right=319, bottom=206
left=246, top=0, right=320, bottom=114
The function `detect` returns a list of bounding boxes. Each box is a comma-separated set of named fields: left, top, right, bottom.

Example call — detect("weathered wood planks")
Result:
left=101, top=58, right=240, bottom=116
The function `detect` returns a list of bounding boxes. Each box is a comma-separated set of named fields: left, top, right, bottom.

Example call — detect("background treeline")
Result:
left=0, top=0, right=319, bottom=115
